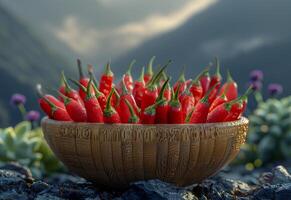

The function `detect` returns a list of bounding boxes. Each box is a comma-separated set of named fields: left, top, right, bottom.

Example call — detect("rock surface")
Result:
left=0, top=162, right=291, bottom=200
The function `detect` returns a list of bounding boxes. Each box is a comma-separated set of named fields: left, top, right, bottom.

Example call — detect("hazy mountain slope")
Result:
left=114, top=0, right=291, bottom=95
left=0, top=5, right=74, bottom=127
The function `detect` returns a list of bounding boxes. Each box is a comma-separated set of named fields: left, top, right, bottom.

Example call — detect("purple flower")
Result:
left=268, top=83, right=283, bottom=96
left=250, top=70, right=263, bottom=81
left=26, top=110, right=40, bottom=122
left=250, top=81, right=262, bottom=91
left=10, top=93, right=26, bottom=106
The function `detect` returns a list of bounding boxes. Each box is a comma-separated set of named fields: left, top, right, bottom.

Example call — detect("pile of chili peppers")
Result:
left=37, top=57, right=252, bottom=124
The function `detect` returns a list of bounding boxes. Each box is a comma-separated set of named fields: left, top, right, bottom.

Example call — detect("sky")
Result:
left=0, top=0, right=218, bottom=62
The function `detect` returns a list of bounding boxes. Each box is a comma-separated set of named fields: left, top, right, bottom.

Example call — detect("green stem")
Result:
left=17, top=104, right=27, bottom=120
left=254, top=91, right=263, bottom=103
left=226, top=70, right=234, bottom=82
left=156, top=77, right=170, bottom=102
left=104, top=61, right=113, bottom=76
left=138, top=67, right=145, bottom=82
left=146, top=56, right=155, bottom=76
left=124, top=99, right=139, bottom=123
left=69, top=78, right=86, bottom=92
left=126, top=60, right=136, bottom=75
left=77, top=59, right=84, bottom=79
left=147, top=60, right=171, bottom=88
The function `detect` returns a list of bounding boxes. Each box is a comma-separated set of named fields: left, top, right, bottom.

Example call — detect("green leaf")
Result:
left=280, top=133, right=291, bottom=158
left=15, top=121, right=31, bottom=139
left=3, top=128, right=16, bottom=150
left=258, top=135, right=276, bottom=163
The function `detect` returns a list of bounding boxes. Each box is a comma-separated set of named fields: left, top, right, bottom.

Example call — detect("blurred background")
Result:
left=0, top=0, right=290, bottom=126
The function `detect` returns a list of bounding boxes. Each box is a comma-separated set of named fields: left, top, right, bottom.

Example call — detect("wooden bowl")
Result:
left=41, top=117, right=249, bottom=188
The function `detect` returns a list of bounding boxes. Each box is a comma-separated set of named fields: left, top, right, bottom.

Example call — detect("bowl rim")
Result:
left=41, top=116, right=248, bottom=128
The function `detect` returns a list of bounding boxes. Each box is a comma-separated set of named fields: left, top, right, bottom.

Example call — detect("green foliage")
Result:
left=0, top=121, right=64, bottom=178
left=235, top=96, right=291, bottom=169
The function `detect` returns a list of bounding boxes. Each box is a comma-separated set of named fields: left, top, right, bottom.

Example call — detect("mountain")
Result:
left=0, top=5, right=74, bottom=127
left=113, top=0, right=291, bottom=95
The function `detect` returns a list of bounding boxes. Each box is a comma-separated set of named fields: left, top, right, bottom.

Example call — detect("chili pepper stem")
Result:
left=104, top=89, right=115, bottom=114
left=138, top=67, right=145, bottom=82
left=156, top=78, right=170, bottom=102
left=214, top=57, right=222, bottom=78
left=177, top=67, right=186, bottom=82
left=226, top=70, right=234, bottom=82
left=126, top=60, right=136, bottom=75
left=69, top=78, right=87, bottom=93
left=147, top=60, right=172, bottom=88
left=124, top=99, right=139, bottom=123
left=77, top=59, right=84, bottom=79
left=146, top=56, right=155, bottom=77
left=104, top=61, right=114, bottom=76
left=200, top=83, right=219, bottom=103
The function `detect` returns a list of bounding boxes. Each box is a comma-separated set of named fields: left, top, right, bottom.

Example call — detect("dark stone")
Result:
left=0, top=162, right=290, bottom=199
left=0, top=169, right=29, bottom=194
left=0, top=162, right=33, bottom=183
left=31, top=181, right=49, bottom=193
left=275, top=183, right=291, bottom=200
left=0, top=191, right=28, bottom=200
left=253, top=185, right=276, bottom=200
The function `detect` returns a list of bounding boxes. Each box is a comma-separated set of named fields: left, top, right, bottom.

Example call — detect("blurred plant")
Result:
left=0, top=93, right=64, bottom=177
left=234, top=70, right=289, bottom=170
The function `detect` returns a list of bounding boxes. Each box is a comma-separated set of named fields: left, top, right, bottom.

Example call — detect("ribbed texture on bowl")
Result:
left=41, top=117, right=248, bottom=188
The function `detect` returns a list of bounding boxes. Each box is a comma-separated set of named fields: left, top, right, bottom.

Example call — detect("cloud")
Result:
left=52, top=16, right=99, bottom=55
left=201, top=36, right=276, bottom=58
left=53, top=0, right=217, bottom=57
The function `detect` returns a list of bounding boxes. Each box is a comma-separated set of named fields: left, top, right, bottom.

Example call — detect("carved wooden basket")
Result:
left=41, top=117, right=249, bottom=188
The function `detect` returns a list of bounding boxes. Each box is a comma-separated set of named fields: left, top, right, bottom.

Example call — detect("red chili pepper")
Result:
left=189, top=70, right=206, bottom=104
left=163, top=79, right=172, bottom=101
left=199, top=67, right=210, bottom=97
left=60, top=72, right=84, bottom=106
left=206, top=101, right=234, bottom=123
left=103, top=89, right=121, bottom=123
left=75, top=78, right=104, bottom=123
left=88, top=65, right=107, bottom=110
left=118, top=78, right=140, bottom=123
left=41, top=96, right=71, bottom=121
left=69, top=78, right=89, bottom=102
left=218, top=70, right=238, bottom=101
left=122, top=60, right=135, bottom=92
left=58, top=74, right=66, bottom=99
left=173, top=68, right=187, bottom=95
left=141, top=61, right=171, bottom=112
left=185, top=79, right=192, bottom=88
left=36, top=85, right=65, bottom=118
left=208, top=57, right=222, bottom=103
left=168, top=84, right=183, bottom=124
left=189, top=84, right=218, bottom=123
left=124, top=99, right=140, bottom=124
left=224, top=86, right=253, bottom=121
left=133, top=67, right=145, bottom=108
left=140, top=100, right=162, bottom=124
left=99, top=62, right=114, bottom=97
left=209, top=57, right=222, bottom=89
left=58, top=92, right=87, bottom=122
left=209, top=93, right=228, bottom=112
left=155, top=78, right=170, bottom=124
left=144, top=56, right=155, bottom=84
left=179, top=85, right=195, bottom=122
left=77, top=59, right=92, bottom=100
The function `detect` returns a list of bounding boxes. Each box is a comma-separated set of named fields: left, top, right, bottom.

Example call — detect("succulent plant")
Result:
left=235, top=96, right=291, bottom=168
left=0, top=121, right=64, bottom=178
